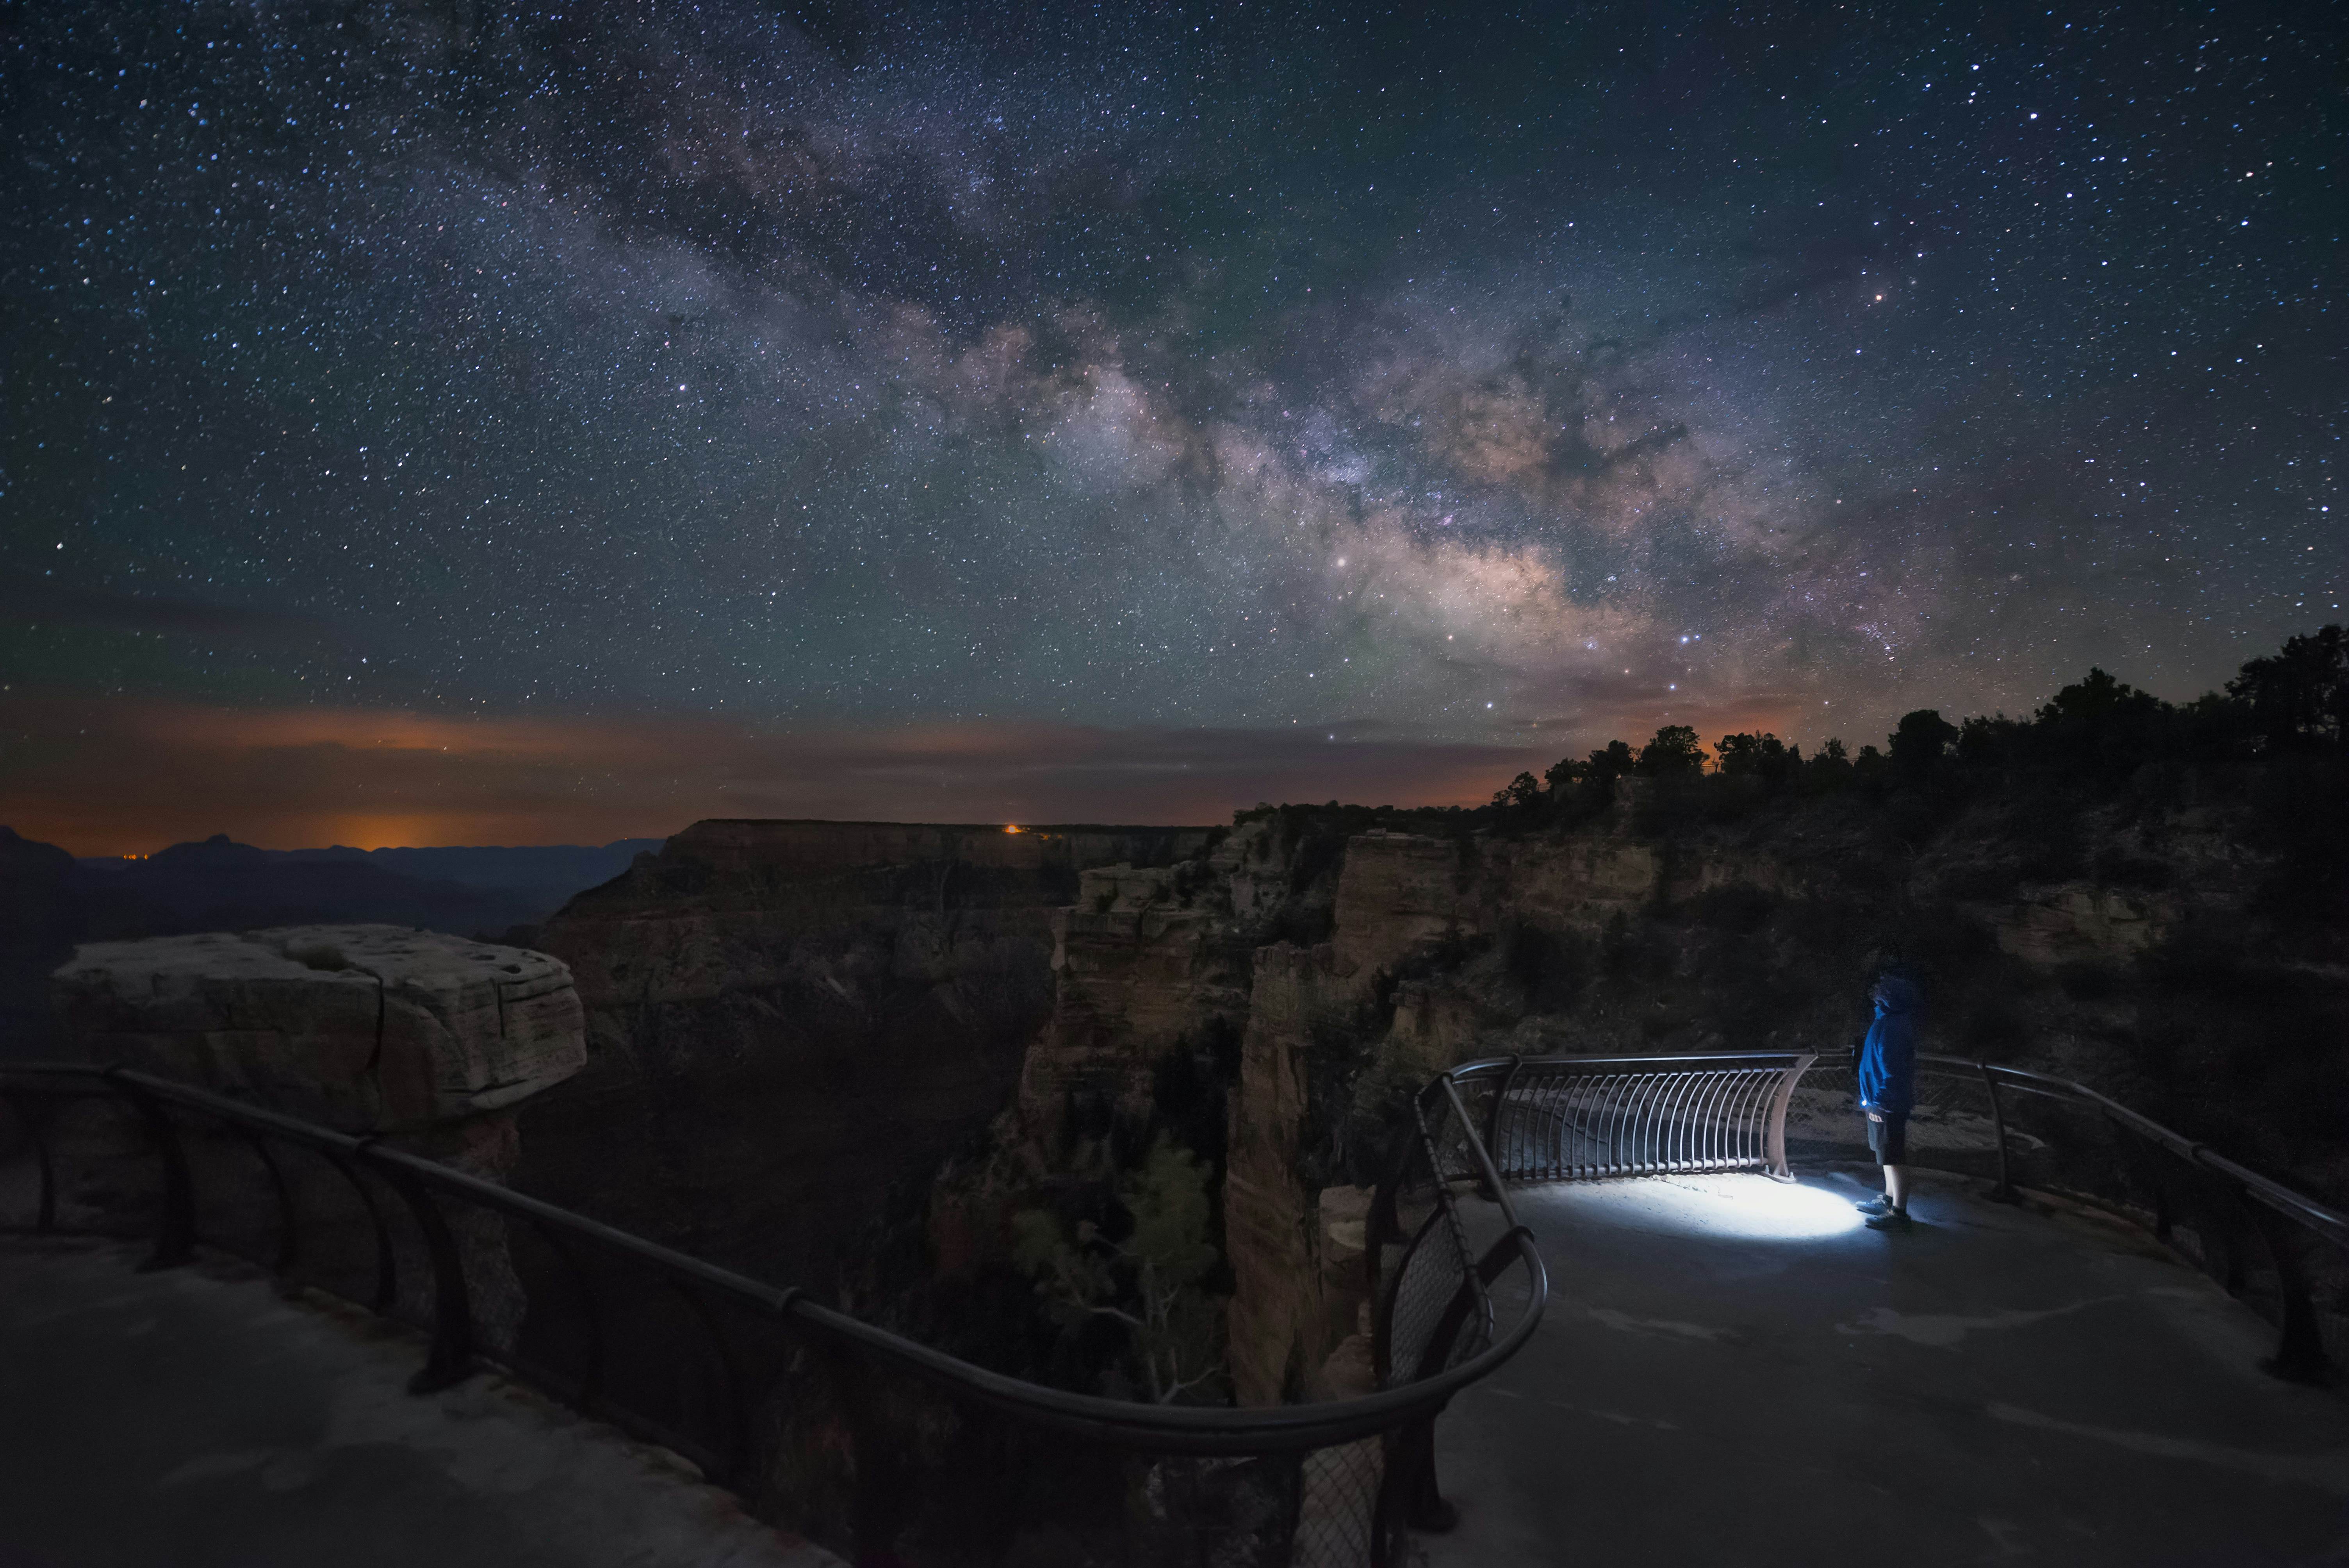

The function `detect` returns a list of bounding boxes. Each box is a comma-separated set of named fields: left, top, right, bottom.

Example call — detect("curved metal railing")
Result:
left=1429, top=1046, right=2346, bottom=1386
left=1457, top=1051, right=1817, bottom=1185
left=0, top=1060, right=1543, bottom=1566
left=16, top=1037, right=2333, bottom=1557
left=1785, top=1051, right=2349, bottom=1381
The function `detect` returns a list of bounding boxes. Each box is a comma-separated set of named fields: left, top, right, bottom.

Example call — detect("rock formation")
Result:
left=521, top=819, right=1212, bottom=1290
left=17, top=779, right=2338, bottom=1566
left=46, top=924, right=587, bottom=1358
left=52, top=924, right=584, bottom=1129
left=928, top=788, right=2349, bottom=1418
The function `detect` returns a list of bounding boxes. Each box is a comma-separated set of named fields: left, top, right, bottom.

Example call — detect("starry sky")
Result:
left=3, top=2, right=2340, bottom=853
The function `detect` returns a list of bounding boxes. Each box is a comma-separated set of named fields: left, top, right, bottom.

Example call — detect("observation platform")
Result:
left=1429, top=1168, right=2349, bottom=1568
left=0, top=1237, right=844, bottom=1568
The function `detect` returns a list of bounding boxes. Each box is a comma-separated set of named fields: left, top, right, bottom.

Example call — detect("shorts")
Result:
left=1865, top=1110, right=1909, bottom=1165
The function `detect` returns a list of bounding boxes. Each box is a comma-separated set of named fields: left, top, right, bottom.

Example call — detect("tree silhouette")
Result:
left=1635, top=725, right=1708, bottom=777
left=2228, top=624, right=2347, bottom=752
left=1889, top=709, right=1959, bottom=781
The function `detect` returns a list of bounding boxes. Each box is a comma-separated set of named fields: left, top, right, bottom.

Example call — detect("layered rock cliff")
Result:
left=54, top=925, right=584, bottom=1129
left=521, top=818, right=1210, bottom=1291
left=932, top=784, right=2347, bottom=1416
left=45, top=924, right=587, bottom=1355
left=24, top=785, right=2335, bottom=1567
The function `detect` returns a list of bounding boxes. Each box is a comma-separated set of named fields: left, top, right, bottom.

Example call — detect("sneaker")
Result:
left=1864, top=1209, right=1913, bottom=1232
left=1855, top=1195, right=1894, bottom=1216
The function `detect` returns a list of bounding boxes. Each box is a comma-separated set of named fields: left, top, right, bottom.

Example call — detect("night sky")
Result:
left=3, top=2, right=2340, bottom=852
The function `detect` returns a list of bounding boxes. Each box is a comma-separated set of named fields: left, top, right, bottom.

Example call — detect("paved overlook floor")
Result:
left=4, top=1184, right=2346, bottom=1568
left=0, top=1238, right=843, bottom=1568
left=1426, top=1169, right=2349, bottom=1568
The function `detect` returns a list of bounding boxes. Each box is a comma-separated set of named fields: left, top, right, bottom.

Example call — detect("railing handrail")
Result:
left=1902, top=1054, right=2349, bottom=1254
left=1456, top=1051, right=1812, bottom=1073
left=0, top=1060, right=1546, bottom=1454
left=1443, top=1047, right=2348, bottom=1260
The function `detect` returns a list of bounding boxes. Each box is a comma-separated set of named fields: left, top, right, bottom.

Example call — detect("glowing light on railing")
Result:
left=1003, top=824, right=1023, bottom=833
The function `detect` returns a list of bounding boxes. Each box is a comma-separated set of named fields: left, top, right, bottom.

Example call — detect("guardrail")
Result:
left=1453, top=1051, right=1817, bottom=1185
left=1900, top=1054, right=2345, bottom=1383
left=0, top=1061, right=1544, bottom=1567
left=1434, top=1046, right=2347, bottom=1386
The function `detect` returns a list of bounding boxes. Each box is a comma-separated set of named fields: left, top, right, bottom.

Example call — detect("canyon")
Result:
left=23, top=751, right=2347, bottom=1563
left=511, top=780, right=2347, bottom=1440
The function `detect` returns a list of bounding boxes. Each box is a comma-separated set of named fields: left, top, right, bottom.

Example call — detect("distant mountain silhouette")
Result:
left=0, top=828, right=82, bottom=1060
left=266, top=841, right=663, bottom=909
left=1, top=830, right=663, bottom=1058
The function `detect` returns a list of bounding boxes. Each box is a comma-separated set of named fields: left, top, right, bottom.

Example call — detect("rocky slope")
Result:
left=909, top=779, right=2347, bottom=1425
left=527, top=788, right=2340, bottom=1438
left=519, top=818, right=1211, bottom=1293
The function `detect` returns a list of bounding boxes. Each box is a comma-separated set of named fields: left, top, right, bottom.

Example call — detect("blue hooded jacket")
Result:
left=1857, top=973, right=1919, bottom=1115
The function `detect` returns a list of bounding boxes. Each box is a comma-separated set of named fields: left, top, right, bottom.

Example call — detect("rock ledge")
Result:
left=52, top=925, right=585, bottom=1130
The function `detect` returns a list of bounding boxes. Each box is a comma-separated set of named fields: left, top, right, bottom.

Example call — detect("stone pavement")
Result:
left=0, top=1237, right=844, bottom=1568
left=1426, top=1168, right=2349, bottom=1568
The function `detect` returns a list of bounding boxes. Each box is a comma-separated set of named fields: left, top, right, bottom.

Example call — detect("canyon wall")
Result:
left=521, top=818, right=1210, bottom=1291
left=946, top=788, right=2346, bottom=1415
left=43, top=925, right=585, bottom=1354
left=23, top=793, right=2336, bottom=1566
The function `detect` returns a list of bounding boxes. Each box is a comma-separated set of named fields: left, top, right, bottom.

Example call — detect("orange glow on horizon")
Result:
left=4, top=685, right=1854, bottom=858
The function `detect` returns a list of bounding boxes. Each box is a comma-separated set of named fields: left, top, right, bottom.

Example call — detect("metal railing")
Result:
left=1433, top=1046, right=2347, bottom=1386
left=0, top=1061, right=1544, bottom=1567
left=1812, top=1053, right=2347, bottom=1383
left=1456, top=1051, right=1817, bottom=1185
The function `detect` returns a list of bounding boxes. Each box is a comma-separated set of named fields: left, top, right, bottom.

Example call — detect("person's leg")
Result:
left=1857, top=1115, right=1898, bottom=1213
left=1864, top=1116, right=1914, bottom=1228
left=1885, top=1114, right=1911, bottom=1211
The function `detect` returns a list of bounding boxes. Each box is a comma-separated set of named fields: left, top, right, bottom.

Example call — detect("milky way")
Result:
left=2, top=3, right=2340, bottom=846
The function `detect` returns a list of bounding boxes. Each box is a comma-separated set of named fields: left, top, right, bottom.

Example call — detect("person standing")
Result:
left=1855, top=970, right=1920, bottom=1230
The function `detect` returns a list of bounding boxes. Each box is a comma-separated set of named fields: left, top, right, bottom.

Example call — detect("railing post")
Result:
left=1481, top=1056, right=1522, bottom=1194
left=112, top=1075, right=195, bottom=1271
left=242, top=1131, right=299, bottom=1274
left=362, top=1147, right=474, bottom=1395
left=1384, top=1411, right=1458, bottom=1534
left=1761, top=1053, right=1814, bottom=1182
left=2, top=1091, right=58, bottom=1233
left=532, top=1219, right=606, bottom=1415
left=1979, top=1063, right=2023, bottom=1204
left=2217, top=1185, right=2252, bottom=1294
left=2243, top=1199, right=2332, bottom=1385
left=322, top=1147, right=399, bottom=1310
left=668, top=1278, right=751, bottom=1489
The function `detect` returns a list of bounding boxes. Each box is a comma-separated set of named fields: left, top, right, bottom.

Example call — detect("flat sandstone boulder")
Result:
left=52, top=926, right=585, bottom=1130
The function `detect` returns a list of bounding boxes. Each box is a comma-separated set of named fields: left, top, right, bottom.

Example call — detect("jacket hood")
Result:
left=1872, top=974, right=1921, bottom=1015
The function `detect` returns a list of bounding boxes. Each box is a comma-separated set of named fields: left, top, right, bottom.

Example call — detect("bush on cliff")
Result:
left=1010, top=1136, right=1227, bottom=1404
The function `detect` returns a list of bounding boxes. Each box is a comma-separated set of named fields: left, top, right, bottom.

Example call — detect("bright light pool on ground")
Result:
left=1517, top=1172, right=1869, bottom=1242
